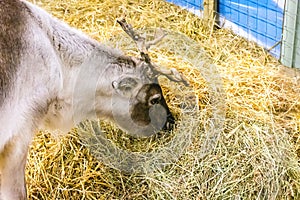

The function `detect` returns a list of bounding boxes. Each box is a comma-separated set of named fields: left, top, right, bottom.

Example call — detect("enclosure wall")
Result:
left=281, top=0, right=300, bottom=68
left=166, top=0, right=285, bottom=59
left=166, top=0, right=204, bottom=15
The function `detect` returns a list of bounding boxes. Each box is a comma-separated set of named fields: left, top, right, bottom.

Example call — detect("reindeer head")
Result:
left=108, top=19, right=189, bottom=137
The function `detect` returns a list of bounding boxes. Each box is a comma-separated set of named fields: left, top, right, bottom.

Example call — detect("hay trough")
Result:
left=26, top=0, right=300, bottom=199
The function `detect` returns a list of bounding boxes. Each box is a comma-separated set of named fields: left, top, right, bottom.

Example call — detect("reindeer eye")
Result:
left=151, top=99, right=159, bottom=105
left=149, top=96, right=161, bottom=105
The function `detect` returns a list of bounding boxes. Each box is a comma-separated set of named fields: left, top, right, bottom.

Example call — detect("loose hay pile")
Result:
left=27, top=0, right=300, bottom=199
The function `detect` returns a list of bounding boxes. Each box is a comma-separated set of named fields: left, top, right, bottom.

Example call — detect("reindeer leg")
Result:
left=0, top=131, right=32, bottom=200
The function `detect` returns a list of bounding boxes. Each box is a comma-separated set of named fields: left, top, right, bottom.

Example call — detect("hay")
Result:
left=26, top=0, right=300, bottom=199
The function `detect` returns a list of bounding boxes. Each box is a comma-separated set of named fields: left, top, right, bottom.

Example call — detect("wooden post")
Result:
left=203, top=0, right=217, bottom=23
left=281, top=0, right=299, bottom=68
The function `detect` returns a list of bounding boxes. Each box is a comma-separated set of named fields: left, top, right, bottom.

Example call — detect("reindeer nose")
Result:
left=163, top=113, right=175, bottom=131
left=149, top=94, right=161, bottom=106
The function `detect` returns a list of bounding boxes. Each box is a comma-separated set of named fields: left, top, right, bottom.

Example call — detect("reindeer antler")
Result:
left=117, top=18, right=189, bottom=86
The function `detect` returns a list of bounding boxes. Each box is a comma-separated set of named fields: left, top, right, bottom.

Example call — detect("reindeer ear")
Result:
left=112, top=77, right=139, bottom=97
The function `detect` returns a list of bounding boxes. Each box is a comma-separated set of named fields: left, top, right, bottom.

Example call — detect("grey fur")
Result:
left=0, top=1, right=174, bottom=199
left=0, top=0, right=27, bottom=105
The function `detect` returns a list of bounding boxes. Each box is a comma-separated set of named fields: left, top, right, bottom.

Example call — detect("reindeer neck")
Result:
left=24, top=0, right=121, bottom=69
left=50, top=20, right=122, bottom=68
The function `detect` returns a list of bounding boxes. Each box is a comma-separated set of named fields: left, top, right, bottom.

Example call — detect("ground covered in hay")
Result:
left=27, top=0, right=300, bottom=199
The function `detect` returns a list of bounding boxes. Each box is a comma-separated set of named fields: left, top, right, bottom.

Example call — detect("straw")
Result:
left=26, top=0, right=300, bottom=199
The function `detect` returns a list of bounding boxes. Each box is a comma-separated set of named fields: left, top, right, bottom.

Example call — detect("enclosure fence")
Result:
left=165, top=0, right=300, bottom=68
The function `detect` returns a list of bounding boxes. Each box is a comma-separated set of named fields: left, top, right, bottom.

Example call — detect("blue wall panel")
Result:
left=218, top=0, right=284, bottom=58
left=166, top=0, right=284, bottom=59
left=166, top=0, right=204, bottom=11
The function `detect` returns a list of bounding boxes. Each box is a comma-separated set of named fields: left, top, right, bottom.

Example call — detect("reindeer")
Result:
left=0, top=0, right=188, bottom=199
